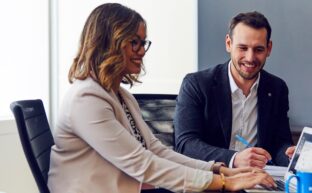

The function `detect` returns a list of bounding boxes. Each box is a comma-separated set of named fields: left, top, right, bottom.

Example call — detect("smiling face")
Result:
left=122, top=22, right=147, bottom=75
left=226, top=23, right=272, bottom=83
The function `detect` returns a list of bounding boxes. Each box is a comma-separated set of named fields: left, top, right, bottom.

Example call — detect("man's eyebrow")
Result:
left=236, top=44, right=265, bottom=48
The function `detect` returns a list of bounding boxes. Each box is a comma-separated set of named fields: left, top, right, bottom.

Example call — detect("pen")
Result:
left=235, top=134, right=251, bottom=148
left=235, top=134, right=275, bottom=165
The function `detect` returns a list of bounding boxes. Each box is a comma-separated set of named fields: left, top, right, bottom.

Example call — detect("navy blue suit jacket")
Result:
left=174, top=62, right=294, bottom=166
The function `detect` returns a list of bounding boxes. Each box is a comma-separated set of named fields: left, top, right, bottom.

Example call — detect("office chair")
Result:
left=10, top=99, right=54, bottom=193
left=133, top=94, right=177, bottom=148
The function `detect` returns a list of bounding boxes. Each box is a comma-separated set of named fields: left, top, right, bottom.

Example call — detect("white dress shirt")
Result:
left=227, top=61, right=260, bottom=167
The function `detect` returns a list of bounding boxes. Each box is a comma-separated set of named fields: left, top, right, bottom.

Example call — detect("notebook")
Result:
left=244, top=126, right=312, bottom=193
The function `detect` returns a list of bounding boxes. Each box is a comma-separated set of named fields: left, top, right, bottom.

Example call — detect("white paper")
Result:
left=264, top=165, right=288, bottom=177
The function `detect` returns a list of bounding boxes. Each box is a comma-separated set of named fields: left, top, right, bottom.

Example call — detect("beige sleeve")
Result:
left=146, top=128, right=215, bottom=171
left=70, top=94, right=213, bottom=192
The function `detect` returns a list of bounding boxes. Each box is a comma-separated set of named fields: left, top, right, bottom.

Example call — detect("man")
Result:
left=174, top=11, right=294, bottom=168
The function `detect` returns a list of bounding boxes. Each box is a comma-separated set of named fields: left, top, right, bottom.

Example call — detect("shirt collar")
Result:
left=227, top=60, right=260, bottom=94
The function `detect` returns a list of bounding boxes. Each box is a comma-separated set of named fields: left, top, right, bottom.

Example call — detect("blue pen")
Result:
left=235, top=134, right=275, bottom=165
left=235, top=134, right=251, bottom=148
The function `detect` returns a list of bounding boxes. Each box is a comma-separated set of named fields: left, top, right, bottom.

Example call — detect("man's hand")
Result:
left=285, top=146, right=296, bottom=159
left=233, top=147, right=272, bottom=168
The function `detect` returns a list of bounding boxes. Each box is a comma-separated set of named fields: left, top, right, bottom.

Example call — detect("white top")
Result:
left=228, top=61, right=260, bottom=167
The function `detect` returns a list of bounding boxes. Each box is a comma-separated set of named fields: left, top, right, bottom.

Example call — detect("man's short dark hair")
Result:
left=228, top=11, right=271, bottom=45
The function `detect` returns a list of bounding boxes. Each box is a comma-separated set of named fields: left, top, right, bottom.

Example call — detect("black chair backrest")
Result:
left=133, top=94, right=177, bottom=148
left=10, top=99, right=54, bottom=193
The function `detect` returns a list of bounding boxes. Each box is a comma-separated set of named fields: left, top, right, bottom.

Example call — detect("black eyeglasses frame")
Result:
left=129, top=38, right=152, bottom=53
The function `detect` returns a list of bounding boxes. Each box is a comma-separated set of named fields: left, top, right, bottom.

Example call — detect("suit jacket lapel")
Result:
left=213, top=63, right=232, bottom=147
left=257, top=71, right=273, bottom=146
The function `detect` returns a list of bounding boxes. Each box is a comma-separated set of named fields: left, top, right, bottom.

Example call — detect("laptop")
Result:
left=244, top=126, right=312, bottom=193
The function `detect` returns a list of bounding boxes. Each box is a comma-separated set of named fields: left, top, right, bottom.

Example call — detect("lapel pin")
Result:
left=268, top=93, right=272, bottom=97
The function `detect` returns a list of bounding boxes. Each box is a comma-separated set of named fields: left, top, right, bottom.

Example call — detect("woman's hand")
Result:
left=207, top=171, right=276, bottom=191
left=225, top=171, right=276, bottom=191
left=220, top=166, right=264, bottom=176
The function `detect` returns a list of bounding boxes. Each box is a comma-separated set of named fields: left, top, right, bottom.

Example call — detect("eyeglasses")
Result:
left=130, top=38, right=152, bottom=53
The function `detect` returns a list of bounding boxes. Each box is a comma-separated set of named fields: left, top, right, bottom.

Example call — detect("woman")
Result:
left=47, top=3, right=275, bottom=193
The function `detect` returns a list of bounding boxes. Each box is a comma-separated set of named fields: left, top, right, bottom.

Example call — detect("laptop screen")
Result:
left=287, top=127, right=312, bottom=175
left=243, top=127, right=312, bottom=193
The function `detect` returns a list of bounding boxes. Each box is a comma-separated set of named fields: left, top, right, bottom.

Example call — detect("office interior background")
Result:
left=1, top=0, right=311, bottom=192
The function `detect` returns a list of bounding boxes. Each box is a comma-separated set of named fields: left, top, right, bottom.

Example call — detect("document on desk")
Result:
left=264, top=165, right=287, bottom=177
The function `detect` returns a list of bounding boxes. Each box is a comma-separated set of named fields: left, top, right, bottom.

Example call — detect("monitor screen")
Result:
left=288, top=131, right=312, bottom=174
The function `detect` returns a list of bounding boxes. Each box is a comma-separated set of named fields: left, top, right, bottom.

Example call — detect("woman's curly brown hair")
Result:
left=68, top=3, right=146, bottom=90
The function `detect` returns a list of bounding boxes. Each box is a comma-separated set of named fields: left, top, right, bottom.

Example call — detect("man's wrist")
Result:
left=229, top=152, right=238, bottom=168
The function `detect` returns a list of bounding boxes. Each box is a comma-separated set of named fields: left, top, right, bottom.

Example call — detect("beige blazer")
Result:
left=48, top=77, right=214, bottom=193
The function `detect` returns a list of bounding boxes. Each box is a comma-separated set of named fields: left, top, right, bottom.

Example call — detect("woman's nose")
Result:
left=137, top=45, right=146, bottom=56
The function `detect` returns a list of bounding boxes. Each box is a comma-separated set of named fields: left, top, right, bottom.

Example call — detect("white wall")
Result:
left=0, top=121, right=37, bottom=193
left=0, top=0, right=49, bottom=121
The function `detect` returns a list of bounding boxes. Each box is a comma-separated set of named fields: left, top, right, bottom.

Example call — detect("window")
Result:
left=58, top=0, right=198, bottom=101
left=0, top=0, right=49, bottom=120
